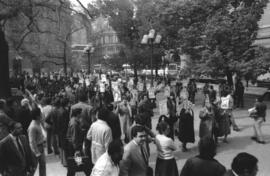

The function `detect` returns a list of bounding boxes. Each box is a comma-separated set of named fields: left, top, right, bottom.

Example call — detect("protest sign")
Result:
left=148, top=87, right=155, bottom=99
left=164, top=86, right=170, bottom=97
left=159, top=99, right=168, bottom=115
left=100, top=82, right=105, bottom=93
left=138, top=82, right=144, bottom=91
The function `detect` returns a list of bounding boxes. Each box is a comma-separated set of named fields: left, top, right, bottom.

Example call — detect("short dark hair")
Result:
left=134, top=114, right=144, bottom=126
left=257, top=96, right=264, bottom=102
left=60, top=97, right=69, bottom=107
left=97, top=107, right=109, bottom=121
left=231, top=152, right=258, bottom=175
left=131, top=125, right=145, bottom=138
left=108, top=139, right=123, bottom=157
left=53, top=97, right=61, bottom=107
left=156, top=121, right=169, bottom=134
left=31, top=107, right=41, bottom=120
left=78, top=91, right=87, bottom=102
left=71, top=108, right=82, bottom=117
left=198, top=136, right=216, bottom=159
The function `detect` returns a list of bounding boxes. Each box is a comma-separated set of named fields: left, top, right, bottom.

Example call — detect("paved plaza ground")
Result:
left=35, top=93, right=270, bottom=176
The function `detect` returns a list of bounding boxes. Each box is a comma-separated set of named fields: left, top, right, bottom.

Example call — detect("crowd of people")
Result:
left=0, top=71, right=266, bottom=176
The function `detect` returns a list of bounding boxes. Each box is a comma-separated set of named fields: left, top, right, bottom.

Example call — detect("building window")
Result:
left=116, top=36, right=119, bottom=43
left=105, top=36, right=109, bottom=44
left=109, top=35, right=113, bottom=43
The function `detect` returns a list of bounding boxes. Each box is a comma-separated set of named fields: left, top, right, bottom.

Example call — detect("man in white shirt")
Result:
left=91, top=140, right=123, bottom=176
left=87, top=108, right=112, bottom=164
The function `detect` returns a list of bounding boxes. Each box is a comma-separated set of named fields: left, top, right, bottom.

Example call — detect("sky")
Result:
left=70, top=0, right=92, bottom=7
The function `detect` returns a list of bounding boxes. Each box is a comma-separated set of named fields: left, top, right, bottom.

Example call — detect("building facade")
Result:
left=91, top=17, right=123, bottom=63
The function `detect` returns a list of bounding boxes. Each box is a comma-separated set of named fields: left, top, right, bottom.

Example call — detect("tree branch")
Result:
left=44, top=53, right=64, bottom=59
left=76, top=0, right=94, bottom=19
left=41, top=60, right=64, bottom=66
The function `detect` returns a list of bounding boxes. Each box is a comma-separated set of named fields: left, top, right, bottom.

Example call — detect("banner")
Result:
left=138, top=82, right=144, bottom=91
left=148, top=87, right=155, bottom=99
left=101, top=74, right=107, bottom=82
left=159, top=99, right=168, bottom=115
left=112, top=81, right=121, bottom=102
left=113, top=89, right=121, bottom=102
left=146, top=83, right=151, bottom=91
left=128, top=79, right=134, bottom=90
left=100, top=82, right=105, bottom=93
left=164, top=86, right=170, bottom=97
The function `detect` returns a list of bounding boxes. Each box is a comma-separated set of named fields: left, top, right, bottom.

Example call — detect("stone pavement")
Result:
left=35, top=105, right=270, bottom=176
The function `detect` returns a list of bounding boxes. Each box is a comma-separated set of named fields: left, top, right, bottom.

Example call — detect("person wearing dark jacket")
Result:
left=66, top=108, right=91, bottom=176
left=0, top=123, right=37, bottom=176
left=167, top=93, right=177, bottom=140
left=180, top=136, right=226, bottom=176
left=0, top=99, right=16, bottom=141
left=16, top=98, right=32, bottom=136
left=251, top=97, right=267, bottom=144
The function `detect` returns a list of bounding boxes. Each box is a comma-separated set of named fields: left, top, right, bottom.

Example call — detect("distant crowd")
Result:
left=0, top=71, right=266, bottom=176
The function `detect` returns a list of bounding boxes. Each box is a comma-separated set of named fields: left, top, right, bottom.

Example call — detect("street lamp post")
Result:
left=141, top=29, right=162, bottom=85
left=84, top=44, right=95, bottom=74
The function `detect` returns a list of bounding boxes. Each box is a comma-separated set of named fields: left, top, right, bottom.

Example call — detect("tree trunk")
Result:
left=63, top=46, right=67, bottom=76
left=134, top=64, right=138, bottom=85
left=0, top=30, right=11, bottom=98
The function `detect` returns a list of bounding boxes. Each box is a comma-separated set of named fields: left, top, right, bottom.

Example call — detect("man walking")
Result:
left=28, top=108, right=46, bottom=176
left=251, top=97, right=267, bottom=144
left=0, top=123, right=36, bottom=176
left=120, top=125, right=150, bottom=176
left=87, top=108, right=112, bottom=164
left=0, top=99, right=15, bottom=141
left=91, top=140, right=124, bottom=176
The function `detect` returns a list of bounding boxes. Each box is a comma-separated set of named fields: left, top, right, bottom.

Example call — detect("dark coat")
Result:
left=66, top=117, right=84, bottom=152
left=57, top=107, right=70, bottom=149
left=0, top=111, right=15, bottom=140
left=178, top=108, right=195, bottom=143
left=0, top=134, right=37, bottom=176
left=199, top=108, right=215, bottom=138
left=180, top=155, right=226, bottom=176
left=15, top=107, right=32, bottom=136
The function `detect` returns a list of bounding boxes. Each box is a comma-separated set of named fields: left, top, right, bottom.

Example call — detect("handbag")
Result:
left=248, top=107, right=257, bottom=118
left=67, top=156, right=91, bottom=172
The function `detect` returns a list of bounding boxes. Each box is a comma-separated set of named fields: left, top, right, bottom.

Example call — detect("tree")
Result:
left=154, top=0, right=269, bottom=84
left=0, top=0, right=88, bottom=97
left=200, top=0, right=268, bottom=84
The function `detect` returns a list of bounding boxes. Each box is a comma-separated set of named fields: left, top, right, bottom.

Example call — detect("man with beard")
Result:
left=90, top=140, right=123, bottom=176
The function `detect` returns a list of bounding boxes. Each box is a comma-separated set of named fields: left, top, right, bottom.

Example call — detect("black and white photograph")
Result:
left=0, top=0, right=270, bottom=175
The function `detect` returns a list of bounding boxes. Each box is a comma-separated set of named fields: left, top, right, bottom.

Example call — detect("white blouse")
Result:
left=155, top=134, right=176, bottom=160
